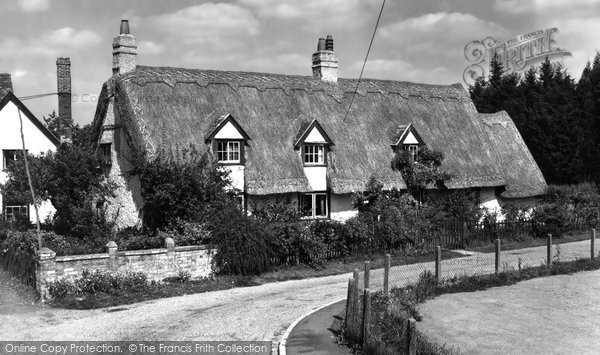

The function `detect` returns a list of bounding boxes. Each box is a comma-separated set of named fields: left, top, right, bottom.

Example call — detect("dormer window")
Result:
left=393, top=123, right=425, bottom=159
left=216, top=140, right=241, bottom=163
left=205, top=113, right=251, bottom=165
left=294, top=119, right=333, bottom=165
left=303, top=144, right=325, bottom=165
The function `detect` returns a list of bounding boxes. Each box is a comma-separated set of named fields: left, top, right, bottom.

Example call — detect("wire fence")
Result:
left=345, top=229, right=598, bottom=354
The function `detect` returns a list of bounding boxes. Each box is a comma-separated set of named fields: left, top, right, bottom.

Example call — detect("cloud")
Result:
left=379, top=12, right=509, bottom=53
left=237, top=0, right=372, bottom=31
left=493, top=0, right=600, bottom=16
left=13, top=70, right=28, bottom=78
left=138, top=41, right=164, bottom=55
left=346, top=59, right=454, bottom=84
left=146, top=3, right=260, bottom=45
left=48, top=28, right=102, bottom=48
left=17, top=0, right=49, bottom=12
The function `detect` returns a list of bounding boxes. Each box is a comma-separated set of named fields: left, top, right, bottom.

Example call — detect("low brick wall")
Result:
left=35, top=239, right=213, bottom=299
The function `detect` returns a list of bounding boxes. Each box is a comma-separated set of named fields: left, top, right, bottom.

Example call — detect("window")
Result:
left=303, top=144, right=325, bottom=165
left=3, top=150, right=22, bottom=170
left=100, top=143, right=112, bottom=164
left=405, top=145, right=418, bottom=161
left=4, top=205, right=28, bottom=220
left=300, top=192, right=328, bottom=218
left=216, top=141, right=241, bottom=163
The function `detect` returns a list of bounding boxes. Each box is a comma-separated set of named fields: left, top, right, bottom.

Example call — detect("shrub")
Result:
left=114, top=227, right=162, bottom=251
left=47, top=278, right=76, bottom=299
left=0, top=230, right=93, bottom=256
left=210, top=206, right=282, bottom=275
left=47, top=269, right=149, bottom=299
left=133, top=144, right=235, bottom=230
left=164, top=270, right=192, bottom=283
left=161, top=219, right=211, bottom=246
left=531, top=203, right=570, bottom=238
left=345, top=214, right=374, bottom=251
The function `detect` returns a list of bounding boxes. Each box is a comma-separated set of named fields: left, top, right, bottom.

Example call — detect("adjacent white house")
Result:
left=0, top=74, right=59, bottom=223
left=91, top=21, right=547, bottom=229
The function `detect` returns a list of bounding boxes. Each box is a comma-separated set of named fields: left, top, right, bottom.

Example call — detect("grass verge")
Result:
left=341, top=257, right=600, bottom=354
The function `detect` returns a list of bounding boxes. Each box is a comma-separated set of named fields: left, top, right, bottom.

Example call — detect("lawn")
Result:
left=418, top=268, right=600, bottom=354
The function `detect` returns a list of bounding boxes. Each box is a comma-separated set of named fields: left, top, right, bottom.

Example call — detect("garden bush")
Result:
left=210, top=205, right=283, bottom=275
left=46, top=269, right=149, bottom=299
left=0, top=230, right=88, bottom=256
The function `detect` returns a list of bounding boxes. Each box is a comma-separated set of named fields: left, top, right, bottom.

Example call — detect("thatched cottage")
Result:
left=91, top=21, right=546, bottom=228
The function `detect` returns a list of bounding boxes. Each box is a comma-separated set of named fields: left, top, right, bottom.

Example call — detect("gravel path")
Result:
left=0, top=239, right=595, bottom=342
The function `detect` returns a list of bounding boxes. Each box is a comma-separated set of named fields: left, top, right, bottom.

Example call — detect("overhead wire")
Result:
left=342, top=0, right=386, bottom=123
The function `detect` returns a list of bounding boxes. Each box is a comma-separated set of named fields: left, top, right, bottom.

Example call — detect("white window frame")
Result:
left=216, top=140, right=241, bottom=163
left=3, top=149, right=22, bottom=170
left=407, top=145, right=418, bottom=161
left=300, top=192, right=328, bottom=218
left=4, top=205, right=28, bottom=220
left=303, top=144, right=325, bottom=165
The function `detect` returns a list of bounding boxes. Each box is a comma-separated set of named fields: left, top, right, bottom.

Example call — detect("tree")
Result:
left=390, top=146, right=453, bottom=199
left=1, top=142, right=114, bottom=250
left=132, top=144, right=238, bottom=230
left=469, top=56, right=587, bottom=185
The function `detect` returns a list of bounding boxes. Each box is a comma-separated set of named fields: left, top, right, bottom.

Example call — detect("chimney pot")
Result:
left=317, top=38, right=325, bottom=51
left=113, top=19, right=137, bottom=75
left=120, top=20, right=130, bottom=35
left=325, top=35, right=334, bottom=51
left=312, top=35, right=338, bottom=83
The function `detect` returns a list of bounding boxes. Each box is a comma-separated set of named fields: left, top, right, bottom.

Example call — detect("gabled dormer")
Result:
left=205, top=113, right=250, bottom=164
left=392, top=123, right=425, bottom=160
left=294, top=119, right=333, bottom=166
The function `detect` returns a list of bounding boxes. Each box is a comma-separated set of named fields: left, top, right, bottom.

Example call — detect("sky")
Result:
left=1, top=0, right=599, bottom=126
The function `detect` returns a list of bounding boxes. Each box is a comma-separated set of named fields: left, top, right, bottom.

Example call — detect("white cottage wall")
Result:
left=0, top=100, right=56, bottom=223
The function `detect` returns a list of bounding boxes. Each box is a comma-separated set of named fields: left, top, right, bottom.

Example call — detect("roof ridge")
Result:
left=121, top=65, right=465, bottom=91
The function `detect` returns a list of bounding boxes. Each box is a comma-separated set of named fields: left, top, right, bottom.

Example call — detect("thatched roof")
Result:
left=93, top=65, right=521, bottom=195
left=481, top=111, right=547, bottom=198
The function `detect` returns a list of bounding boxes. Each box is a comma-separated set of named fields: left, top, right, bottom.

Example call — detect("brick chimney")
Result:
left=56, top=57, right=72, bottom=141
left=0, top=73, right=13, bottom=97
left=112, top=19, right=137, bottom=75
left=312, top=35, right=338, bottom=83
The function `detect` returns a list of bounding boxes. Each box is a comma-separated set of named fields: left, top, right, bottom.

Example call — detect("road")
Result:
left=0, top=239, right=594, bottom=342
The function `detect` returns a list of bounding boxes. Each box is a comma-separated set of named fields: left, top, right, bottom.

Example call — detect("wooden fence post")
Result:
left=547, top=234, right=553, bottom=266
left=435, top=246, right=441, bottom=280
left=364, top=261, right=371, bottom=290
left=592, top=229, right=596, bottom=260
left=351, top=275, right=361, bottom=340
left=345, top=278, right=354, bottom=329
left=406, top=318, right=417, bottom=355
left=353, top=268, right=360, bottom=287
left=362, top=289, right=371, bottom=350
left=495, top=239, right=501, bottom=275
left=384, top=254, right=391, bottom=298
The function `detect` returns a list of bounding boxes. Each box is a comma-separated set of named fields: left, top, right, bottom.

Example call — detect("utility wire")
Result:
left=19, top=92, right=58, bottom=101
left=342, top=0, right=386, bottom=123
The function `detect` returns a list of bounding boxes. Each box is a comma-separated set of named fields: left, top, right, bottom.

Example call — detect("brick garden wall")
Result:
left=35, top=238, right=213, bottom=299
